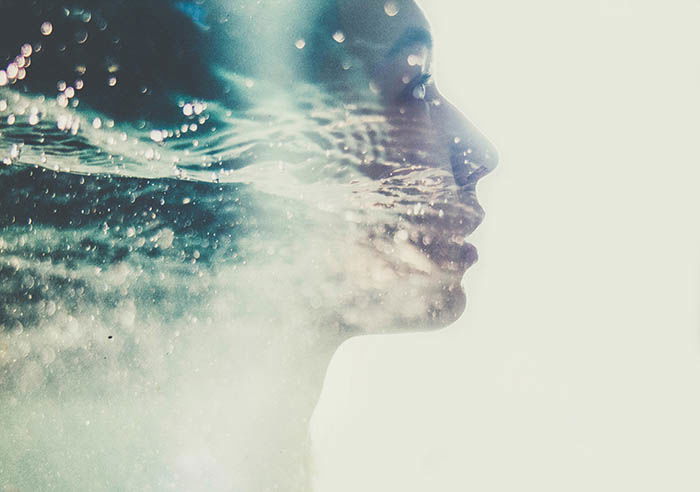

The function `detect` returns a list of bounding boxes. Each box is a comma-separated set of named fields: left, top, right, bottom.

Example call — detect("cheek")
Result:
left=382, top=108, right=453, bottom=172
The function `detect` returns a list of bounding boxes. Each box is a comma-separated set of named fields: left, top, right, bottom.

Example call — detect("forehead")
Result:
left=207, top=0, right=432, bottom=61
left=336, top=0, right=430, bottom=45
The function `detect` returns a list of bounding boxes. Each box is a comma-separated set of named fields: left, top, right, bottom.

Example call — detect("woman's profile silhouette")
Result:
left=0, top=0, right=497, bottom=489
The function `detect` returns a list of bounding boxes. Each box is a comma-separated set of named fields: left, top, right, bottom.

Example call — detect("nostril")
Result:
left=482, top=139, right=499, bottom=172
left=449, top=137, right=499, bottom=188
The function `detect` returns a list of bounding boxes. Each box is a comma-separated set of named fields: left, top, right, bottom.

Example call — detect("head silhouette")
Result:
left=0, top=0, right=497, bottom=489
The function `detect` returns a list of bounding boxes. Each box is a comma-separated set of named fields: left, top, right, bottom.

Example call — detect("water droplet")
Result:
left=56, top=93, right=69, bottom=107
left=384, top=2, right=400, bottom=16
left=407, top=54, right=423, bottom=67
left=64, top=86, right=75, bottom=98
left=150, top=130, right=164, bottom=142
left=182, top=197, right=192, bottom=204
left=108, top=76, right=117, bottom=87
left=332, top=31, right=346, bottom=43
left=9, top=143, right=20, bottom=160
left=0, top=71, right=7, bottom=86
left=28, top=114, right=39, bottom=125
left=295, top=39, right=306, bottom=49
left=6, top=63, right=18, bottom=79
left=40, top=22, right=53, bottom=36
left=92, top=117, right=102, bottom=129
left=0, top=100, right=6, bottom=111
left=7, top=114, right=15, bottom=125
left=75, top=30, right=88, bottom=44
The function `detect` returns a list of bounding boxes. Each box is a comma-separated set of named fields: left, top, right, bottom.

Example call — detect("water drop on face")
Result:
left=407, top=54, right=422, bottom=67
left=384, top=1, right=400, bottom=16
left=332, top=31, right=345, bottom=43
left=40, top=22, right=53, bottom=36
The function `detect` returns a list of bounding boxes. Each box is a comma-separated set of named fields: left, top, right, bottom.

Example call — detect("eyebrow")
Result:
left=387, top=27, right=433, bottom=58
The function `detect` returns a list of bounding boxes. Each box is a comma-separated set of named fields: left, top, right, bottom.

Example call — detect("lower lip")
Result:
left=456, top=241, right=479, bottom=273
left=433, top=241, right=478, bottom=275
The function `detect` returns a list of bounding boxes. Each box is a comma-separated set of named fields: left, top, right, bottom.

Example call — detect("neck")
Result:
left=162, top=317, right=339, bottom=491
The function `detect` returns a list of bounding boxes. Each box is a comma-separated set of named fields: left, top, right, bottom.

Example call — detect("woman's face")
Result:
left=327, top=0, right=499, bottom=329
left=0, top=0, right=496, bottom=332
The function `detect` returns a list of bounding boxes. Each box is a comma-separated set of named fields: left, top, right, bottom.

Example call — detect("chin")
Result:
left=344, top=275, right=468, bottom=336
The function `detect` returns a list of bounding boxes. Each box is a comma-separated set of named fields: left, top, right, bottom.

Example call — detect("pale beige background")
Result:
left=313, top=0, right=700, bottom=490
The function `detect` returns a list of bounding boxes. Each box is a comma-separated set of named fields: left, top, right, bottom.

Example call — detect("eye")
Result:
left=402, top=72, right=432, bottom=101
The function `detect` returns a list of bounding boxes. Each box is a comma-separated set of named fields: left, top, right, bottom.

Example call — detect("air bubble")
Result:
left=150, top=130, right=164, bottom=143
left=295, top=39, right=306, bottom=50
left=75, top=31, right=88, bottom=44
left=384, top=2, right=400, bottom=16
left=6, top=63, right=19, bottom=79
left=40, top=22, right=53, bottom=36
left=332, top=31, right=346, bottom=43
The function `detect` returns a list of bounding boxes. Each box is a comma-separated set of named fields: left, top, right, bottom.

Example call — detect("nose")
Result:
left=434, top=98, right=499, bottom=188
